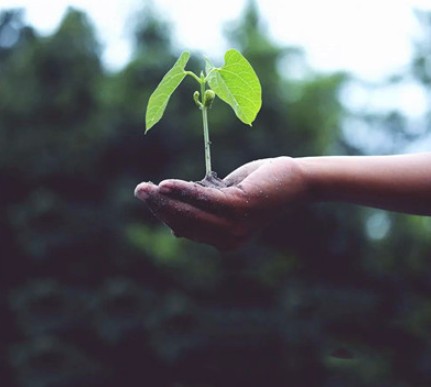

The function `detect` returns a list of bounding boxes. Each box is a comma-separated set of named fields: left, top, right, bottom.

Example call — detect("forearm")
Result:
left=298, top=153, right=431, bottom=216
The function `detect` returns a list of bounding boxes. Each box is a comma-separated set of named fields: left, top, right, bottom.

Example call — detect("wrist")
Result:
left=295, top=156, right=327, bottom=204
left=273, top=156, right=317, bottom=206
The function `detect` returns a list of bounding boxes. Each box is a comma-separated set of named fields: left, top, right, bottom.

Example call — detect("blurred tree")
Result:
left=1, top=2, right=431, bottom=387
left=0, top=10, right=111, bottom=386
left=412, top=10, right=431, bottom=87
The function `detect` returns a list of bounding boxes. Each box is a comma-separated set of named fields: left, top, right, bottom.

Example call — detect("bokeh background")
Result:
left=1, top=1, right=431, bottom=386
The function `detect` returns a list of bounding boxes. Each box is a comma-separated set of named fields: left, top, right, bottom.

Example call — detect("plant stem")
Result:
left=201, top=81, right=212, bottom=176
left=184, top=70, right=201, bottom=83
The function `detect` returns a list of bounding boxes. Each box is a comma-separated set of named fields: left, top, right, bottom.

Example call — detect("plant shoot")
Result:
left=145, top=49, right=262, bottom=178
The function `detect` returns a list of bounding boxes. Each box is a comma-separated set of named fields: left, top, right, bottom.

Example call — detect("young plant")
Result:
left=145, top=49, right=262, bottom=182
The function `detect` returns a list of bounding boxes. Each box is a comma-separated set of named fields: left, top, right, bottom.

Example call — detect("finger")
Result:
left=134, top=181, right=158, bottom=201
left=135, top=182, right=165, bottom=216
left=135, top=182, right=248, bottom=250
left=147, top=194, right=244, bottom=249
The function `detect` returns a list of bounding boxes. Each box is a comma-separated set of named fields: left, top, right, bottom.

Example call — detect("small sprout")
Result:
left=145, top=49, right=262, bottom=177
left=203, top=90, right=215, bottom=108
left=193, top=91, right=202, bottom=109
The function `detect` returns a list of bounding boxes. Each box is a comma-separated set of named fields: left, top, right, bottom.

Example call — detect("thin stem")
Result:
left=201, top=81, right=212, bottom=176
left=184, top=70, right=201, bottom=84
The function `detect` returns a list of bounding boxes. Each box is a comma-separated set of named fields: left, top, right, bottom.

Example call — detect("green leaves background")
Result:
left=2, top=4, right=431, bottom=387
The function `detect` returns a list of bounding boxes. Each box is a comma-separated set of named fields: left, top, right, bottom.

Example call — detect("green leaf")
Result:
left=145, top=51, right=190, bottom=132
left=206, top=49, right=262, bottom=126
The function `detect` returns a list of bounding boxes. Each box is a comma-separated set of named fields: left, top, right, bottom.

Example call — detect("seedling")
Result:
left=145, top=49, right=262, bottom=183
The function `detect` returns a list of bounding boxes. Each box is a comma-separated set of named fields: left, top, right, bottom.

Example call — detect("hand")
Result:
left=134, top=157, right=309, bottom=251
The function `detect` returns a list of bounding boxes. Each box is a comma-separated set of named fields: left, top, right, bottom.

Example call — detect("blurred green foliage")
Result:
left=0, top=2, right=430, bottom=387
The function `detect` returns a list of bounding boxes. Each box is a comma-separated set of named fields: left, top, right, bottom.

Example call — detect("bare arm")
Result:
left=300, top=153, right=431, bottom=216
left=135, top=153, right=431, bottom=250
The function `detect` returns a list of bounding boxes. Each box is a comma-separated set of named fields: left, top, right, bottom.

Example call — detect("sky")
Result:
left=1, top=0, right=431, bottom=80
left=1, top=0, right=430, bottom=133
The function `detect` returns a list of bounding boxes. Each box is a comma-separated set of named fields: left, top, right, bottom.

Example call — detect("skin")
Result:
left=135, top=153, right=431, bottom=251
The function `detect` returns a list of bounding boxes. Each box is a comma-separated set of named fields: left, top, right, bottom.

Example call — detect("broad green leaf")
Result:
left=206, top=49, right=262, bottom=126
left=145, top=51, right=190, bottom=132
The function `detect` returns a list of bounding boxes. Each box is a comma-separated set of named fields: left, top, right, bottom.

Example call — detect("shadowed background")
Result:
left=1, top=1, right=431, bottom=386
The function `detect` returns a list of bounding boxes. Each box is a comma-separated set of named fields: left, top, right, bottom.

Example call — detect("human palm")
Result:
left=135, top=157, right=307, bottom=250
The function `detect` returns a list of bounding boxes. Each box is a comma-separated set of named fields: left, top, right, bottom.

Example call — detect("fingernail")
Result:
left=134, top=183, right=149, bottom=200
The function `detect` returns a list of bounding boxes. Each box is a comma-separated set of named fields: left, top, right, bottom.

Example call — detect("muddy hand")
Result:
left=134, top=157, right=308, bottom=250
left=134, top=179, right=253, bottom=250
